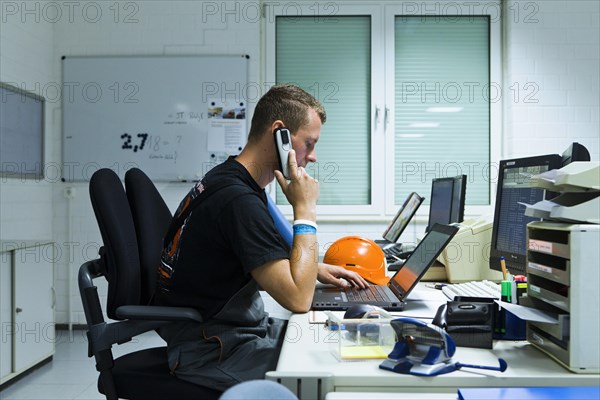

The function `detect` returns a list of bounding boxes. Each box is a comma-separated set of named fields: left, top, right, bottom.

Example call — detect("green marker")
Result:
left=501, top=281, right=512, bottom=303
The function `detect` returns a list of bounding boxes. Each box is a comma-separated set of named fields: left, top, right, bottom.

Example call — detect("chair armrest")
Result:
left=115, top=305, right=203, bottom=323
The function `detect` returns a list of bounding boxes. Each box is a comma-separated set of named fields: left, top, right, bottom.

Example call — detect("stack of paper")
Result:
left=523, top=162, right=599, bottom=224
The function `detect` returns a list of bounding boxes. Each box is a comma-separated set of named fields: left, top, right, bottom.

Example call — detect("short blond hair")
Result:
left=248, top=84, right=326, bottom=143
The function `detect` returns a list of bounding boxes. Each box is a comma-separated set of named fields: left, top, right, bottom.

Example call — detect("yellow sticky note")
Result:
left=340, top=346, right=390, bottom=359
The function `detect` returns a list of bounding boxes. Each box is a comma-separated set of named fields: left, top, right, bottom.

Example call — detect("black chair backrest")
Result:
left=89, top=168, right=141, bottom=319
left=125, top=168, right=172, bottom=305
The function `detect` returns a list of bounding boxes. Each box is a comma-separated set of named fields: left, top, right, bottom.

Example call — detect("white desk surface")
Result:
left=273, top=284, right=600, bottom=394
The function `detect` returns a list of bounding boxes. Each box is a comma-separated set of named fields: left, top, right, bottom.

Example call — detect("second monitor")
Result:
left=426, top=175, right=467, bottom=232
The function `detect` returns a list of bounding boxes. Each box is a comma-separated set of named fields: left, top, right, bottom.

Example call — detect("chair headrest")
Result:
left=90, top=168, right=142, bottom=319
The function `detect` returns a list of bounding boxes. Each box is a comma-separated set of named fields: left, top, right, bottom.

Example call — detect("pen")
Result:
left=500, top=256, right=509, bottom=280
left=425, top=283, right=446, bottom=290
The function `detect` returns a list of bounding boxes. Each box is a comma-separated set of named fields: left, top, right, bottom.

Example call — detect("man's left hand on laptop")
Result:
left=317, top=263, right=369, bottom=289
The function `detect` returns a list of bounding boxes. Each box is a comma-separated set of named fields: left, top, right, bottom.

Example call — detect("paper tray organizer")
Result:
left=325, top=312, right=396, bottom=361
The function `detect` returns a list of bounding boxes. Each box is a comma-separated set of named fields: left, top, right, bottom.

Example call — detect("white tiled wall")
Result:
left=504, top=0, right=600, bottom=158
left=1, top=9, right=56, bottom=239
left=0, top=7, right=57, bottom=326
left=1, top=0, right=598, bottom=324
left=49, top=0, right=264, bottom=325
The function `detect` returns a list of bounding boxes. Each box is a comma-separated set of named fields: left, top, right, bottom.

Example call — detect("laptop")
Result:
left=312, top=223, right=459, bottom=311
left=375, top=192, right=424, bottom=261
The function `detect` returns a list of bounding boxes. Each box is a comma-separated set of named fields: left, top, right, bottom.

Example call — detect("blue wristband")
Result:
left=293, top=224, right=317, bottom=235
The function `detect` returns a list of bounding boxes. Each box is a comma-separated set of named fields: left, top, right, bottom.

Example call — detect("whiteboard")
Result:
left=62, top=55, right=249, bottom=181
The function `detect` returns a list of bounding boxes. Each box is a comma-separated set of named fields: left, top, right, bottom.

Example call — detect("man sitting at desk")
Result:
left=153, top=84, right=368, bottom=395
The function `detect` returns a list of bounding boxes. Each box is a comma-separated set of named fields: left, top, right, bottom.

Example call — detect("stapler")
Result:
left=380, top=317, right=507, bottom=376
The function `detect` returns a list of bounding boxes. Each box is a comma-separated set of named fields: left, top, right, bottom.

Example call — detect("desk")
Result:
left=268, top=284, right=600, bottom=400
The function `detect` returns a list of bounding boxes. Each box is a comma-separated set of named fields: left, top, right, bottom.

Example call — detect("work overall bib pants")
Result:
left=158, top=279, right=288, bottom=391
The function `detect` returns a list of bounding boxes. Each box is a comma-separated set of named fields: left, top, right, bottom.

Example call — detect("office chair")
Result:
left=124, top=167, right=172, bottom=305
left=79, top=168, right=222, bottom=400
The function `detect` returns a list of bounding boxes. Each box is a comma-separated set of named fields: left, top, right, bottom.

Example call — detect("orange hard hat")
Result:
left=323, top=236, right=389, bottom=286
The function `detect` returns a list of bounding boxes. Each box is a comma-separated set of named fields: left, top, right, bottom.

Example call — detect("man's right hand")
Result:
left=274, top=149, right=319, bottom=221
left=259, top=149, right=319, bottom=313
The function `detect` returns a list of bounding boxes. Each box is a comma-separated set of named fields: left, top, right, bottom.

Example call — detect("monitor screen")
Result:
left=383, top=192, right=424, bottom=242
left=426, top=175, right=467, bottom=232
left=450, top=175, right=467, bottom=223
left=489, top=154, right=562, bottom=275
left=390, top=223, right=459, bottom=297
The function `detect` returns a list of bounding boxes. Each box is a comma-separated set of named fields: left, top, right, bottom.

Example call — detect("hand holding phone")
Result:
left=275, top=128, right=292, bottom=179
left=274, top=144, right=319, bottom=221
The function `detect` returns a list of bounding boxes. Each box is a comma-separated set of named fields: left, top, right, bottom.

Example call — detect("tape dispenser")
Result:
left=379, top=317, right=507, bottom=376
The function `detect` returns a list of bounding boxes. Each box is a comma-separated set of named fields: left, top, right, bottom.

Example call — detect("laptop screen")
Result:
left=382, top=192, right=424, bottom=242
left=389, top=223, right=459, bottom=298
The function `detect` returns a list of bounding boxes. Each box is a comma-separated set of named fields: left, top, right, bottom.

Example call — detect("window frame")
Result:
left=383, top=2, right=502, bottom=218
left=264, top=1, right=501, bottom=221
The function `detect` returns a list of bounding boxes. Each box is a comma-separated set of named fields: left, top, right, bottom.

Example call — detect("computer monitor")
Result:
left=382, top=192, right=424, bottom=243
left=489, top=154, right=562, bottom=276
left=426, top=175, right=467, bottom=232
left=450, top=174, right=467, bottom=223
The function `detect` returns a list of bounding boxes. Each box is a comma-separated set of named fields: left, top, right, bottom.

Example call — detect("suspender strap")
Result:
left=162, top=181, right=244, bottom=248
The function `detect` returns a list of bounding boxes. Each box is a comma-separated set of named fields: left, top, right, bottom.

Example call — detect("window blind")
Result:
left=394, top=16, right=490, bottom=206
left=276, top=16, right=371, bottom=205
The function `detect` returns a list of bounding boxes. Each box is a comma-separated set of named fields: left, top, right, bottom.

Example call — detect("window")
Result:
left=276, top=15, right=372, bottom=206
left=266, top=1, right=501, bottom=218
left=392, top=16, right=490, bottom=207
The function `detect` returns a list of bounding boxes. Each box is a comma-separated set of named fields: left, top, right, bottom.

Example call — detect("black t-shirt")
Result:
left=154, top=157, right=290, bottom=318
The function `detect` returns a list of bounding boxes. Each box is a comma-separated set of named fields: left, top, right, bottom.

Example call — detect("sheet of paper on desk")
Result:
left=309, top=310, right=342, bottom=324
left=340, top=346, right=390, bottom=359
left=395, top=300, right=441, bottom=320
left=495, top=300, right=559, bottom=324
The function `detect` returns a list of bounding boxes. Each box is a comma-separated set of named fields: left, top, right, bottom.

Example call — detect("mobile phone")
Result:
left=275, top=128, right=292, bottom=179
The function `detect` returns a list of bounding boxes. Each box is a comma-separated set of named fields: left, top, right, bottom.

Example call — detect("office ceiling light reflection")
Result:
left=426, top=107, right=463, bottom=113
left=408, top=122, right=440, bottom=128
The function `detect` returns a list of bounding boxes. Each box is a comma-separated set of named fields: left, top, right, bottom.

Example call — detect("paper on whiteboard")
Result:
left=207, top=99, right=246, bottom=153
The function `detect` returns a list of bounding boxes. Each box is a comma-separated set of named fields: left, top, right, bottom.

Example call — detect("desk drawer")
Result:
left=528, top=228, right=570, bottom=258
left=528, top=325, right=569, bottom=364
left=528, top=314, right=569, bottom=342
left=527, top=251, right=570, bottom=285
left=527, top=275, right=569, bottom=312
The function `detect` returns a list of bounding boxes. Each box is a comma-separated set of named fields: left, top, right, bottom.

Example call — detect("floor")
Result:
left=0, top=295, right=291, bottom=400
left=0, top=329, right=165, bottom=400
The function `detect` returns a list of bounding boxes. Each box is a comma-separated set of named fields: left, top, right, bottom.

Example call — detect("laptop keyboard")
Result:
left=383, top=244, right=403, bottom=258
left=344, top=286, right=392, bottom=303
left=383, top=244, right=405, bottom=264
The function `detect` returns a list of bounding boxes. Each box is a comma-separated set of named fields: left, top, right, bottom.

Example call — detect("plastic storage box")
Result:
left=325, top=312, right=396, bottom=361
